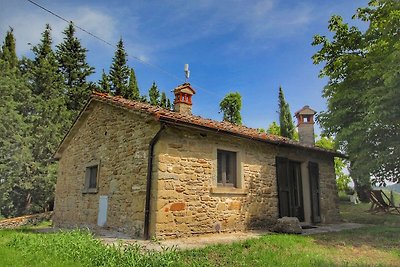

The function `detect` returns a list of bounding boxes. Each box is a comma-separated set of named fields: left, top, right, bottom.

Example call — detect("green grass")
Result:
left=0, top=202, right=399, bottom=267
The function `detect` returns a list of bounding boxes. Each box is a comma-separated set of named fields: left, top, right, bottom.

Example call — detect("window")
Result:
left=84, top=165, right=98, bottom=193
left=217, top=150, right=237, bottom=187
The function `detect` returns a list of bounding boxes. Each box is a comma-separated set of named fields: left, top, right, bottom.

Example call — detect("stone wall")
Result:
left=53, top=101, right=160, bottom=237
left=277, top=147, right=341, bottom=224
left=53, top=100, right=340, bottom=239
left=151, top=126, right=280, bottom=238
left=0, top=212, right=53, bottom=229
left=151, top=126, right=340, bottom=238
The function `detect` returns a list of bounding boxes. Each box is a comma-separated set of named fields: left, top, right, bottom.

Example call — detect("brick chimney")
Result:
left=295, top=105, right=317, bottom=146
left=173, top=83, right=196, bottom=115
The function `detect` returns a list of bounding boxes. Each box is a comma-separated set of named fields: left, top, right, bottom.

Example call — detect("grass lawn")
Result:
left=1, top=202, right=399, bottom=267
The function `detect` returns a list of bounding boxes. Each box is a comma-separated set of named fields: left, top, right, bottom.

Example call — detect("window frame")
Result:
left=83, top=161, right=100, bottom=194
left=217, top=149, right=238, bottom=187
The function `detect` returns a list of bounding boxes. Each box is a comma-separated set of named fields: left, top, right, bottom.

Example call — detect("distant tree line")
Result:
left=0, top=23, right=172, bottom=218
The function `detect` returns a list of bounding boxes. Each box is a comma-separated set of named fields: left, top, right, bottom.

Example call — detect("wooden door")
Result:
left=309, top=161, right=321, bottom=223
left=276, top=157, right=304, bottom=221
left=276, top=157, right=291, bottom=217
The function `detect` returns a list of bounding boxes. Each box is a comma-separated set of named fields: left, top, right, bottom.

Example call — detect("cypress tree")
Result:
left=56, top=22, right=94, bottom=113
left=126, top=68, right=140, bottom=100
left=98, top=69, right=110, bottom=93
left=148, top=81, right=160, bottom=106
left=278, top=86, right=295, bottom=139
left=109, top=38, right=129, bottom=96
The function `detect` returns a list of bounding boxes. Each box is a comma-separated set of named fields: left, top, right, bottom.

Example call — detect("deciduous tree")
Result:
left=312, top=0, right=400, bottom=190
left=219, top=92, right=242, bottom=125
left=315, top=136, right=351, bottom=192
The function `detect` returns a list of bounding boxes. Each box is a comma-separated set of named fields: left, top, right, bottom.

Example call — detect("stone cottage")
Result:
left=53, top=83, right=342, bottom=239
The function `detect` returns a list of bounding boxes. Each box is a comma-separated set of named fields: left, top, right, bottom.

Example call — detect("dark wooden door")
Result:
left=309, top=161, right=321, bottom=223
left=276, top=157, right=291, bottom=218
left=276, top=157, right=304, bottom=221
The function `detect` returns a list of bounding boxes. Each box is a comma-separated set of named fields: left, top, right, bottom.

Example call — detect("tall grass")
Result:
left=6, top=229, right=179, bottom=267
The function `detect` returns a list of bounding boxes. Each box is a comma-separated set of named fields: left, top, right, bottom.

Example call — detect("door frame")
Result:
left=276, top=157, right=305, bottom=221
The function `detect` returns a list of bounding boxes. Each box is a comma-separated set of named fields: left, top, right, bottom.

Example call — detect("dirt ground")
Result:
left=96, top=223, right=365, bottom=251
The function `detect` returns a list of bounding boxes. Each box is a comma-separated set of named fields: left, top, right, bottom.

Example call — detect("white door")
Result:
left=97, top=195, right=108, bottom=227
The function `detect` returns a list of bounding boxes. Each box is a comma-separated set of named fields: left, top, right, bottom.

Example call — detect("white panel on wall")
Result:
left=97, top=195, right=108, bottom=227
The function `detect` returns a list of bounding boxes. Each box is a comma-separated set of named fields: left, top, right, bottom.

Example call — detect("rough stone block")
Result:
left=273, top=217, right=302, bottom=234
left=170, top=202, right=186, bottom=211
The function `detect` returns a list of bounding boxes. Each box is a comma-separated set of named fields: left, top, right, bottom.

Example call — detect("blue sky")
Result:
left=0, top=0, right=369, bottom=132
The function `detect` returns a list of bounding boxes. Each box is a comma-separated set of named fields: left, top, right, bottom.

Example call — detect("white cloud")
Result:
left=135, top=0, right=314, bottom=54
left=0, top=2, right=119, bottom=56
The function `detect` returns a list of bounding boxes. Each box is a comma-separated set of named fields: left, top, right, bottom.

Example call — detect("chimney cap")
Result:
left=295, top=105, right=316, bottom=116
left=173, top=82, right=196, bottom=95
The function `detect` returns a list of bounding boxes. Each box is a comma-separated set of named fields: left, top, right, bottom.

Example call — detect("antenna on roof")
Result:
left=184, top=64, right=190, bottom=82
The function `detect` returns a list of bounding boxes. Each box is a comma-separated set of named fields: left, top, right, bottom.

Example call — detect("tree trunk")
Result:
left=353, top=178, right=371, bottom=203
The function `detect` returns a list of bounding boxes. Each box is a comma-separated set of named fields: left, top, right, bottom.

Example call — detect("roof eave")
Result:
left=158, top=117, right=345, bottom=158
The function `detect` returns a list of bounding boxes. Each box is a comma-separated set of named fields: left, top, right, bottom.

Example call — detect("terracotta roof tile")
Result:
left=91, top=92, right=343, bottom=156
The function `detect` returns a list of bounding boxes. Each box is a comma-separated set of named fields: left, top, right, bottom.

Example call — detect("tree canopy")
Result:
left=148, top=81, right=160, bottom=106
left=127, top=68, right=140, bottom=100
left=315, top=136, right=351, bottom=192
left=56, top=22, right=94, bottom=113
left=312, top=0, right=400, bottom=187
left=219, top=92, right=242, bottom=125
left=109, top=38, right=130, bottom=96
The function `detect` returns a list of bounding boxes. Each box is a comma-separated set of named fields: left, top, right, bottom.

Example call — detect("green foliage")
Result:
left=56, top=22, right=94, bottom=114
left=0, top=24, right=76, bottom=217
left=266, top=121, right=299, bottom=140
left=266, top=121, right=280, bottom=135
left=278, top=86, right=295, bottom=139
left=109, top=38, right=130, bottom=96
left=312, top=0, right=400, bottom=186
left=1, top=28, right=18, bottom=69
left=27, top=25, right=69, bottom=214
left=98, top=69, right=110, bottom=93
left=148, top=81, right=160, bottom=106
left=0, top=58, right=34, bottom=217
left=167, top=98, right=172, bottom=110
left=315, top=136, right=351, bottom=191
left=160, top=91, right=167, bottom=108
left=219, top=92, right=242, bottom=125
left=126, top=68, right=140, bottom=100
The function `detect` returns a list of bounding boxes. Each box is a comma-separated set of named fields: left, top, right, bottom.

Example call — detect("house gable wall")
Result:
left=53, top=101, right=160, bottom=237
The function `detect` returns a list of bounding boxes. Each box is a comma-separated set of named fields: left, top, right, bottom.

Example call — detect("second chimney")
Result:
left=173, top=83, right=196, bottom=115
left=295, top=105, right=316, bottom=146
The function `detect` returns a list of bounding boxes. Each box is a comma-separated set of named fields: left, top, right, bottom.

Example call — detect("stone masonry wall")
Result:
left=53, top=102, right=160, bottom=237
left=151, top=126, right=280, bottom=238
left=277, top=147, right=341, bottom=224
left=151, top=126, right=340, bottom=238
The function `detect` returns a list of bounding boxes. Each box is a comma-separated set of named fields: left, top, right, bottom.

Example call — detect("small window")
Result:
left=217, top=150, right=237, bottom=187
left=84, top=165, right=98, bottom=193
